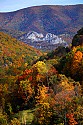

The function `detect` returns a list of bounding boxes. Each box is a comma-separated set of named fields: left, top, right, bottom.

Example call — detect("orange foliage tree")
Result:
left=66, top=113, right=78, bottom=125
left=34, top=85, right=52, bottom=125
left=71, top=51, right=82, bottom=78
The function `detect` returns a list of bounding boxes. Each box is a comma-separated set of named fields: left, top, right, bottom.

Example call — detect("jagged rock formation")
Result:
left=19, top=31, right=68, bottom=50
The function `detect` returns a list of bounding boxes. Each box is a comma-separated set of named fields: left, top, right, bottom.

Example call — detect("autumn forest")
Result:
left=0, top=27, right=83, bottom=125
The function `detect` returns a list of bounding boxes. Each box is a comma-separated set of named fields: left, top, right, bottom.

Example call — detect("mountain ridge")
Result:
left=0, top=4, right=83, bottom=51
left=0, top=4, right=83, bottom=34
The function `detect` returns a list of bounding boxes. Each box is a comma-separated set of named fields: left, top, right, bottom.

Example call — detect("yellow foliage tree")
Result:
left=18, top=80, right=34, bottom=102
left=10, top=118, right=21, bottom=125
left=71, top=51, right=82, bottom=76
left=35, top=85, right=52, bottom=125
left=32, top=61, right=48, bottom=74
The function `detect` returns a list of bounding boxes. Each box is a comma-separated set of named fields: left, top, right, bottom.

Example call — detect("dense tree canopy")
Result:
left=0, top=28, right=83, bottom=125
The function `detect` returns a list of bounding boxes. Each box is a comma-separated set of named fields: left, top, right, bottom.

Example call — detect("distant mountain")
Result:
left=0, top=4, right=83, bottom=34
left=0, top=27, right=25, bottom=38
left=0, top=4, right=83, bottom=50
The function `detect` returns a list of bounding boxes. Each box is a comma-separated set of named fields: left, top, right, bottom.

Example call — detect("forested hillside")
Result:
left=0, top=5, right=83, bottom=35
left=0, top=32, right=42, bottom=84
left=0, top=28, right=83, bottom=125
left=0, top=4, right=83, bottom=51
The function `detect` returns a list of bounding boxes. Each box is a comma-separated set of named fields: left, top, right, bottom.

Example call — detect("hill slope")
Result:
left=0, top=32, right=42, bottom=83
left=0, top=29, right=82, bottom=125
left=0, top=4, right=83, bottom=35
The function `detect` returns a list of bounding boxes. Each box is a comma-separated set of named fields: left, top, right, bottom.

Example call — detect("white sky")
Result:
left=0, top=0, right=83, bottom=12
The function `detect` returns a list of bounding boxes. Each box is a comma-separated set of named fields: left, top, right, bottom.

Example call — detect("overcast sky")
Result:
left=0, top=0, right=83, bottom=12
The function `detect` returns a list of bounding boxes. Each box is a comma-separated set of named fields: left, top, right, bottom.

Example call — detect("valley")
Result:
left=0, top=4, right=83, bottom=125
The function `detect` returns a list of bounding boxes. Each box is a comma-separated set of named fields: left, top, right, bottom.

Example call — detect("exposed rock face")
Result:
left=19, top=31, right=68, bottom=51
